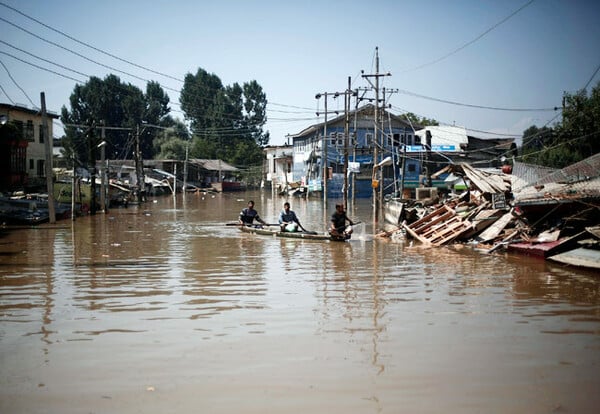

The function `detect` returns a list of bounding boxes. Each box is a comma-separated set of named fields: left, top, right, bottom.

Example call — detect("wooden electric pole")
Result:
left=40, top=92, right=56, bottom=223
left=362, top=47, right=391, bottom=228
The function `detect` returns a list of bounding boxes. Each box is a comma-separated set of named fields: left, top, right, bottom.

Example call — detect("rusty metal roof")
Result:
left=512, top=153, right=600, bottom=202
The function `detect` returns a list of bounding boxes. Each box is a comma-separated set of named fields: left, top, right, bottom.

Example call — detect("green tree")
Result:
left=402, top=112, right=439, bottom=127
left=180, top=68, right=268, bottom=166
left=243, top=80, right=269, bottom=147
left=521, top=125, right=555, bottom=163
left=519, top=81, right=600, bottom=167
left=60, top=75, right=172, bottom=165
left=153, top=119, right=191, bottom=160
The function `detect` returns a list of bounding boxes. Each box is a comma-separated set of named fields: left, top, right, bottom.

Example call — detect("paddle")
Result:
left=298, top=223, right=317, bottom=235
left=226, top=222, right=268, bottom=227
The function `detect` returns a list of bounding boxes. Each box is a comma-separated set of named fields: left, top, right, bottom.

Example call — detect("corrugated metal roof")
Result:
left=513, top=153, right=600, bottom=202
left=535, top=152, right=600, bottom=184
left=511, top=161, right=557, bottom=192
left=189, top=159, right=238, bottom=172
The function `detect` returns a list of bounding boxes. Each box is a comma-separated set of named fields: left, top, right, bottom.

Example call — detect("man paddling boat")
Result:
left=278, top=202, right=303, bottom=232
left=329, top=203, right=354, bottom=239
left=239, top=200, right=266, bottom=226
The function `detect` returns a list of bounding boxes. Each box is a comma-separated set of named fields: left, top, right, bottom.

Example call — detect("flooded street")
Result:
left=1, top=191, right=599, bottom=413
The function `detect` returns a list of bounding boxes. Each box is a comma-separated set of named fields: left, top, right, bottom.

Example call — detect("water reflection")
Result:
left=1, top=192, right=599, bottom=413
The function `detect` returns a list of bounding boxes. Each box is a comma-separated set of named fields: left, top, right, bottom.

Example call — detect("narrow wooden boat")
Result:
left=239, top=225, right=350, bottom=241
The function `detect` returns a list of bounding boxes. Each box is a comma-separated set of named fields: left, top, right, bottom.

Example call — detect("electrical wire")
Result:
left=395, top=88, right=558, bottom=112
left=1, top=40, right=91, bottom=79
left=0, top=58, right=35, bottom=107
left=0, top=81, right=15, bottom=104
left=403, top=0, right=536, bottom=72
left=0, top=1, right=184, bottom=84
left=0, top=16, right=181, bottom=93
left=583, top=62, right=600, bottom=91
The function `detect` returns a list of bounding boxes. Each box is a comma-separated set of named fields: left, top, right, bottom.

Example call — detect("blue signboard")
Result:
left=405, top=145, right=458, bottom=152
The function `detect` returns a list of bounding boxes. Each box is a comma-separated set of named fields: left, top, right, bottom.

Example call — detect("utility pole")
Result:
left=88, top=125, right=97, bottom=215
left=362, top=47, right=391, bottom=228
left=343, top=77, right=350, bottom=210
left=183, top=133, right=189, bottom=199
left=340, top=77, right=357, bottom=210
left=315, top=92, right=336, bottom=213
left=99, top=125, right=107, bottom=213
left=40, top=92, right=56, bottom=223
left=135, top=124, right=144, bottom=204
left=382, top=87, right=399, bottom=196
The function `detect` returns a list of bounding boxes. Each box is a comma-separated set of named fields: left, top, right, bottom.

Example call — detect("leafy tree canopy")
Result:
left=520, top=81, right=600, bottom=167
left=402, top=112, right=439, bottom=128
left=153, top=119, right=191, bottom=160
left=180, top=68, right=269, bottom=166
left=60, top=75, right=173, bottom=165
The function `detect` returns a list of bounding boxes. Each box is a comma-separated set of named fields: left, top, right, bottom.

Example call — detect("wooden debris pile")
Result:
left=381, top=157, right=600, bottom=262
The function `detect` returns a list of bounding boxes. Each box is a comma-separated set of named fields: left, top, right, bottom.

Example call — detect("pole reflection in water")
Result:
left=0, top=191, right=599, bottom=414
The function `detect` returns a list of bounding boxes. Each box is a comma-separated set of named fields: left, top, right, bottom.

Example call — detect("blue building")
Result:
left=290, top=104, right=516, bottom=199
left=290, top=104, right=416, bottom=198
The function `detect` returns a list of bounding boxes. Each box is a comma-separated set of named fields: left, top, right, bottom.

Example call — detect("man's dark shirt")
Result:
left=240, top=207, right=261, bottom=224
left=331, top=211, right=348, bottom=230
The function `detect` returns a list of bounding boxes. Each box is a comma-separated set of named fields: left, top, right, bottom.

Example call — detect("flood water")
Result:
left=1, top=191, right=599, bottom=413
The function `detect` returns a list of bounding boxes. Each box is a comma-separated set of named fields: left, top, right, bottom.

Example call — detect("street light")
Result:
left=375, top=156, right=393, bottom=169
left=371, top=156, right=393, bottom=192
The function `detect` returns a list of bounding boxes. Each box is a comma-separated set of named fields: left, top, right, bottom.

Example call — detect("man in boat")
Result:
left=329, top=203, right=354, bottom=238
left=278, top=202, right=302, bottom=232
left=239, top=200, right=266, bottom=226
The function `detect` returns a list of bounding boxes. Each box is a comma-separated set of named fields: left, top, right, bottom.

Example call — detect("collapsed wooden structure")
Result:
left=385, top=154, right=600, bottom=269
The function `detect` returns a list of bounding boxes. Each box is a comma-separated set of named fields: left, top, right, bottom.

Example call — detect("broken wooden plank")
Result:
left=476, top=212, right=514, bottom=243
left=402, top=221, right=432, bottom=246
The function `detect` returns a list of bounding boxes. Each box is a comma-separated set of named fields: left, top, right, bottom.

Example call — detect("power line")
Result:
left=0, top=82, right=15, bottom=104
left=395, top=88, right=558, bottom=112
left=0, top=50, right=86, bottom=83
left=0, top=49, right=269, bottom=129
left=583, top=62, right=600, bottom=91
left=404, top=0, right=536, bottom=72
left=0, top=16, right=181, bottom=94
left=0, top=58, right=35, bottom=107
left=1, top=39, right=90, bottom=79
left=0, top=1, right=185, bottom=84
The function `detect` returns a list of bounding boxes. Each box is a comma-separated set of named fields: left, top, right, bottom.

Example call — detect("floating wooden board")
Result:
left=403, top=204, right=472, bottom=247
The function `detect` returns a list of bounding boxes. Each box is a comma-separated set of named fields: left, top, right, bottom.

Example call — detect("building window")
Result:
left=393, top=133, right=401, bottom=146
left=408, top=164, right=416, bottom=173
left=38, top=124, right=44, bottom=143
left=386, top=134, right=395, bottom=147
left=14, top=120, right=24, bottom=139
left=37, top=159, right=45, bottom=177
left=350, top=132, right=356, bottom=146
left=25, top=120, right=34, bottom=141
left=365, top=133, right=373, bottom=147
left=336, top=133, right=344, bottom=148
left=412, top=134, right=420, bottom=145
left=29, top=159, right=34, bottom=170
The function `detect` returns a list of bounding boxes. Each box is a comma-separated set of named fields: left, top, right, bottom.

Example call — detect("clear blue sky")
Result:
left=1, top=0, right=599, bottom=146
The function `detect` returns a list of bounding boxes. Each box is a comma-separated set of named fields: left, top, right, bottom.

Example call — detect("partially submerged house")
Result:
left=0, top=103, right=60, bottom=191
left=263, top=144, right=293, bottom=193
left=511, top=152, right=600, bottom=217
left=289, top=104, right=414, bottom=198
left=289, top=104, right=517, bottom=199
left=148, top=158, right=242, bottom=191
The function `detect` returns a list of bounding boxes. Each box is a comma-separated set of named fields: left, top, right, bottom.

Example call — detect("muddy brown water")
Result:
left=1, top=191, right=599, bottom=413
